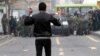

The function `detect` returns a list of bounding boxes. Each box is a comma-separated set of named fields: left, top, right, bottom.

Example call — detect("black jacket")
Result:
left=24, top=11, right=61, bottom=37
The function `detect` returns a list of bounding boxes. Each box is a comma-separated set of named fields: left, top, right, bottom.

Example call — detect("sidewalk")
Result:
left=91, top=31, right=100, bottom=37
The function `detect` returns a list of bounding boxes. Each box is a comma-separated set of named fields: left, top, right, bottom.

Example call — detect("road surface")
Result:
left=0, top=35, right=100, bottom=56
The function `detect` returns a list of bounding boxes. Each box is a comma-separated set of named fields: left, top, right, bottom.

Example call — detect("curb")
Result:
left=91, top=31, right=100, bottom=37
left=0, top=35, right=13, bottom=43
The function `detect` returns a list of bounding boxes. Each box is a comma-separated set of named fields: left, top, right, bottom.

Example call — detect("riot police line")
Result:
left=1, top=10, right=100, bottom=37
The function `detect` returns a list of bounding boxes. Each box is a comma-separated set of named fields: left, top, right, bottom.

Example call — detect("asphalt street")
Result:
left=0, top=35, right=100, bottom=56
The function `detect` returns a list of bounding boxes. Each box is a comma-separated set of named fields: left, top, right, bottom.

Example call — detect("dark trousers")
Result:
left=2, top=25, right=7, bottom=35
left=35, top=39, right=51, bottom=56
left=10, top=27, right=16, bottom=36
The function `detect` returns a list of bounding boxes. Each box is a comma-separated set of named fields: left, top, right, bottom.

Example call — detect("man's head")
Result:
left=39, top=2, right=46, bottom=11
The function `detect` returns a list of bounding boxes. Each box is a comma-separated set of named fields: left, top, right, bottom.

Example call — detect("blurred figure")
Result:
left=92, top=10, right=100, bottom=31
left=96, top=9, right=100, bottom=30
left=74, top=11, right=79, bottom=17
left=88, top=11, right=94, bottom=31
left=27, top=8, right=34, bottom=37
left=17, top=16, right=24, bottom=36
left=16, top=17, right=22, bottom=36
left=9, top=16, right=17, bottom=36
left=17, top=15, right=33, bottom=37
left=1, top=14, right=8, bottom=35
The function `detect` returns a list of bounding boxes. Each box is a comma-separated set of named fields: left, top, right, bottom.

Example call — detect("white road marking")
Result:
left=59, top=48, right=64, bottom=56
left=59, top=51, right=64, bottom=56
left=89, top=47, right=97, bottom=50
left=86, top=36, right=100, bottom=42
left=23, top=49, right=29, bottom=52
left=59, top=48, right=64, bottom=52
left=0, top=38, right=16, bottom=47
left=56, top=37, right=61, bottom=45
left=55, top=37, right=64, bottom=56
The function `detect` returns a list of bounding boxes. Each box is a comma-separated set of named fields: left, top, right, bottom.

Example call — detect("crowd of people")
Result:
left=1, top=9, right=100, bottom=36
left=1, top=14, right=17, bottom=36
left=1, top=13, right=34, bottom=37
left=88, top=9, right=100, bottom=31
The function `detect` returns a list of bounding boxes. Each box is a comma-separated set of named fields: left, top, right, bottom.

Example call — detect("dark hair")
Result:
left=39, top=2, right=46, bottom=11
